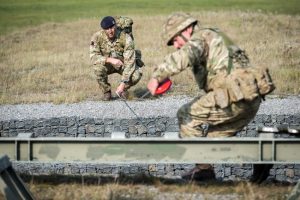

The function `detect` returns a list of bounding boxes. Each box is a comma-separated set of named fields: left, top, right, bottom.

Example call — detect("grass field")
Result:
left=0, top=179, right=293, bottom=199
left=25, top=181, right=293, bottom=200
left=1, top=0, right=300, bottom=36
left=0, top=1, right=299, bottom=104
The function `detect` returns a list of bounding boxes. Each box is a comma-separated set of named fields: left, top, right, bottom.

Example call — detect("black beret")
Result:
left=100, top=16, right=116, bottom=29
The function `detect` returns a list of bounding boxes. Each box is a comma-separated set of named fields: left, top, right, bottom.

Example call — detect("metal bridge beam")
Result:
left=0, top=137, right=300, bottom=164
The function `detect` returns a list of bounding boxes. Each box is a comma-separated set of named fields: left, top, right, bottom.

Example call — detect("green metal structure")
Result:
left=0, top=136, right=299, bottom=164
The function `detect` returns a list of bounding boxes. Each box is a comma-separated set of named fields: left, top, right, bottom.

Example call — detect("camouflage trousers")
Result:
left=93, top=64, right=142, bottom=93
left=177, top=91, right=261, bottom=138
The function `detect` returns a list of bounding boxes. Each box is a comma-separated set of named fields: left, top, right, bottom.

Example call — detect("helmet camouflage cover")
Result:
left=164, top=12, right=198, bottom=46
left=115, top=16, right=133, bottom=34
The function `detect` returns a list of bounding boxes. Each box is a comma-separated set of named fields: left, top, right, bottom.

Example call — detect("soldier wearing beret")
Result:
left=90, top=16, right=143, bottom=100
left=147, top=12, right=275, bottom=181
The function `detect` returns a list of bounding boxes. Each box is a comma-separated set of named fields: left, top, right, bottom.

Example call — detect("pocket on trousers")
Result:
left=250, top=67, right=276, bottom=96
left=226, top=74, right=244, bottom=102
left=199, top=92, right=216, bottom=108
left=227, top=68, right=259, bottom=102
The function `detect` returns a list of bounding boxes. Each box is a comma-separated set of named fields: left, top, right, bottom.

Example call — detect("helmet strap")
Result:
left=178, top=25, right=194, bottom=43
left=179, top=33, right=189, bottom=43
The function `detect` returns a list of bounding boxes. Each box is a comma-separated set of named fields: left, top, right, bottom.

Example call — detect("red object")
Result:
left=154, top=78, right=172, bottom=95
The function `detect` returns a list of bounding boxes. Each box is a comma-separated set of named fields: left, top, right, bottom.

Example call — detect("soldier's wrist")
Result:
left=105, top=57, right=109, bottom=63
left=151, top=76, right=161, bottom=82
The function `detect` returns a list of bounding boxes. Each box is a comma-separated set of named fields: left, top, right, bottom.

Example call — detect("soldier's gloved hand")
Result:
left=106, top=57, right=123, bottom=68
left=116, top=82, right=126, bottom=97
left=147, top=78, right=159, bottom=95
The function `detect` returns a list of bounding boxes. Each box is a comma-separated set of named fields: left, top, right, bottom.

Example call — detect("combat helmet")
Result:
left=115, top=16, right=134, bottom=36
left=164, top=12, right=198, bottom=46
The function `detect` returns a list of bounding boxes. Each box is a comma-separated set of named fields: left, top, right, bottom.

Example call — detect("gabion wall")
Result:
left=11, top=162, right=300, bottom=183
left=1, top=114, right=299, bottom=138
left=1, top=114, right=299, bottom=183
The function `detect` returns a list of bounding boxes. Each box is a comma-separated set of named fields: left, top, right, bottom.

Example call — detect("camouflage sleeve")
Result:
left=152, top=38, right=206, bottom=82
left=122, top=34, right=136, bottom=82
left=89, top=32, right=106, bottom=65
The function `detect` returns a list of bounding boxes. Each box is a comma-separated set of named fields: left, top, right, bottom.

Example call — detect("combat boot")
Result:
left=102, top=91, right=112, bottom=101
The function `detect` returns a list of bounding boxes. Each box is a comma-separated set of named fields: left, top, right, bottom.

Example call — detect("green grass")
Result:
left=0, top=0, right=299, bottom=35
left=1, top=12, right=299, bottom=104
left=0, top=1, right=299, bottom=104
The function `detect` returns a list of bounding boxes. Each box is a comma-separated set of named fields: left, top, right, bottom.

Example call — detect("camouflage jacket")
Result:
left=89, top=29, right=136, bottom=82
left=152, top=27, right=249, bottom=91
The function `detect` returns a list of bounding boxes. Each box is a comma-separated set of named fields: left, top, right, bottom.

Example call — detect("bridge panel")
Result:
left=1, top=138, right=300, bottom=164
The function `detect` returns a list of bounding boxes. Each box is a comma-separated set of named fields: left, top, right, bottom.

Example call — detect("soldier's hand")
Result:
left=106, top=57, right=123, bottom=67
left=147, top=78, right=159, bottom=95
left=116, top=82, right=126, bottom=97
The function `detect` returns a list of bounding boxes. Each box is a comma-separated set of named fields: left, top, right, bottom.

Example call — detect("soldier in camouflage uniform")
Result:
left=147, top=12, right=275, bottom=181
left=90, top=16, right=143, bottom=100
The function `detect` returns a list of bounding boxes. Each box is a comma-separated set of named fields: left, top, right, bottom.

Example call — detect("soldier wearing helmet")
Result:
left=147, top=12, right=274, bottom=181
left=90, top=16, right=143, bottom=100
